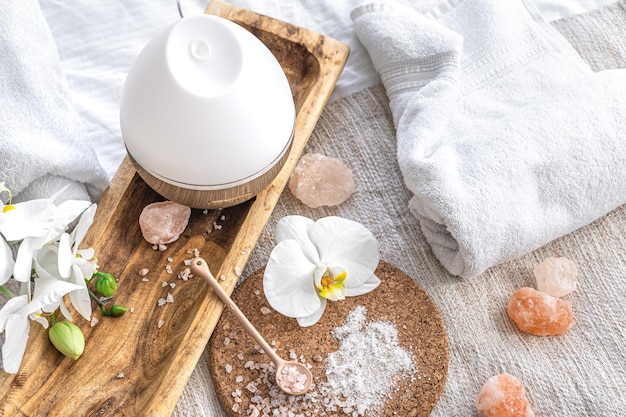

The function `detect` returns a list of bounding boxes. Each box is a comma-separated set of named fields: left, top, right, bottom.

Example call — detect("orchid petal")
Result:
left=263, top=239, right=321, bottom=318
left=0, top=200, right=56, bottom=241
left=13, top=237, right=35, bottom=282
left=30, top=313, right=50, bottom=329
left=0, top=295, right=28, bottom=332
left=2, top=308, right=31, bottom=374
left=58, top=301, right=74, bottom=322
left=57, top=233, right=72, bottom=278
left=275, top=216, right=319, bottom=264
left=296, top=300, right=327, bottom=327
left=26, top=275, right=82, bottom=316
left=70, top=203, right=96, bottom=251
left=310, top=217, right=379, bottom=287
left=0, top=236, right=14, bottom=285
left=68, top=265, right=92, bottom=320
left=345, top=274, right=381, bottom=297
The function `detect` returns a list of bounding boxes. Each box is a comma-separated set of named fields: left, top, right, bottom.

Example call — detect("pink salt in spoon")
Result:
left=191, top=257, right=313, bottom=396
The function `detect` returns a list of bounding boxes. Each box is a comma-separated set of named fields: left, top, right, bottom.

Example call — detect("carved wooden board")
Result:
left=0, top=1, right=349, bottom=415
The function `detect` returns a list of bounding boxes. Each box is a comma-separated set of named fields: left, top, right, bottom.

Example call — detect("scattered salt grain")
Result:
left=224, top=337, right=231, bottom=346
left=90, top=317, right=99, bottom=327
left=184, top=259, right=192, bottom=266
left=260, top=307, right=271, bottom=315
left=166, top=293, right=174, bottom=303
left=162, top=281, right=168, bottom=287
left=130, top=307, right=135, bottom=313
left=157, top=320, right=165, bottom=328
left=203, top=209, right=209, bottom=215
left=220, top=274, right=227, bottom=281
left=158, top=244, right=167, bottom=251
left=234, top=267, right=242, bottom=277
left=165, top=265, right=173, bottom=274
left=213, top=222, right=222, bottom=230
left=225, top=364, right=233, bottom=374
left=235, top=375, right=244, bottom=383
left=141, top=277, right=149, bottom=282
left=157, top=298, right=166, bottom=307
left=116, top=372, right=125, bottom=379
left=138, top=268, right=149, bottom=276
left=170, top=282, right=176, bottom=289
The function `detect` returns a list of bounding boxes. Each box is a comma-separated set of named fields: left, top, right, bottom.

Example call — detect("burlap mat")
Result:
left=174, top=2, right=626, bottom=415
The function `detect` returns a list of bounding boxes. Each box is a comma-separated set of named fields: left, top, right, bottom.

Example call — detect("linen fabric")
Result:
left=174, top=3, right=626, bottom=415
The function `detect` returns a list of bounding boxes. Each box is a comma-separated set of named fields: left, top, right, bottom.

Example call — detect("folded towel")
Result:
left=0, top=0, right=108, bottom=203
left=352, top=0, right=626, bottom=277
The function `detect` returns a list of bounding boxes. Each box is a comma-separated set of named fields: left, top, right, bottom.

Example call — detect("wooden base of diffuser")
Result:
left=128, top=139, right=292, bottom=209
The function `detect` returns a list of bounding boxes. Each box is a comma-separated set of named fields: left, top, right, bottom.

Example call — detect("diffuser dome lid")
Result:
left=120, top=14, right=295, bottom=189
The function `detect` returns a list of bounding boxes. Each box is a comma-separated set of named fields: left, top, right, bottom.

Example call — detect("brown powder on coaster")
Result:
left=208, top=260, right=449, bottom=417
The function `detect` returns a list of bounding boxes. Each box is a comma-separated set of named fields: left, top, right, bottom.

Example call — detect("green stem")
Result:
left=87, top=287, right=113, bottom=307
left=0, top=285, right=16, bottom=298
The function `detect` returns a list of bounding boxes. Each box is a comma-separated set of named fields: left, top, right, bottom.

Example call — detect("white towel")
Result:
left=0, top=0, right=108, bottom=203
left=352, top=0, right=626, bottom=277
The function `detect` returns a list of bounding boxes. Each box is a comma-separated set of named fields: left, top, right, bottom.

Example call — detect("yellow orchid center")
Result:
left=316, top=267, right=347, bottom=301
left=1, top=184, right=15, bottom=213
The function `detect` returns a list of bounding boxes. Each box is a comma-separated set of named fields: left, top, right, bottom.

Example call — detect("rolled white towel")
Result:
left=352, top=0, right=626, bottom=277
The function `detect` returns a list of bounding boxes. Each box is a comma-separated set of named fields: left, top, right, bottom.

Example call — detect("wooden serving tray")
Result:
left=0, top=2, right=349, bottom=416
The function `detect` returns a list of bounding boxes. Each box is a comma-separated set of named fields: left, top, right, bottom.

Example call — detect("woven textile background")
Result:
left=174, top=3, right=626, bottom=416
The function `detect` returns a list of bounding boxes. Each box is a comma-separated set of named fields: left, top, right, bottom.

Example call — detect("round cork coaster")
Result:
left=208, top=260, right=448, bottom=417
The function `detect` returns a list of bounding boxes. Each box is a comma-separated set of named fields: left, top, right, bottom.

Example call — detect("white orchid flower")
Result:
left=263, top=216, right=380, bottom=327
left=0, top=276, right=82, bottom=374
left=0, top=183, right=91, bottom=283
left=34, top=204, right=97, bottom=321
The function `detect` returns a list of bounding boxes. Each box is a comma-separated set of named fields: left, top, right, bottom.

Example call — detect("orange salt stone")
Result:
left=476, top=373, right=535, bottom=417
left=507, top=287, right=573, bottom=336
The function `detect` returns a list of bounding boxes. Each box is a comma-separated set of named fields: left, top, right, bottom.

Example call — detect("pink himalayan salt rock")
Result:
left=476, top=373, right=535, bottom=417
left=507, top=287, right=574, bottom=336
left=288, top=153, right=355, bottom=208
left=533, top=257, right=578, bottom=297
left=139, top=201, right=191, bottom=244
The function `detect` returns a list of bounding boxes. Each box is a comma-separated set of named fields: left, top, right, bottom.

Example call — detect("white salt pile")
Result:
left=231, top=306, right=415, bottom=416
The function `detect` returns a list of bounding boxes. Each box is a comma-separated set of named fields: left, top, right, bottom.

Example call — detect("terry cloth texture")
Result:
left=0, top=0, right=108, bottom=203
left=173, top=2, right=626, bottom=416
left=351, top=0, right=626, bottom=278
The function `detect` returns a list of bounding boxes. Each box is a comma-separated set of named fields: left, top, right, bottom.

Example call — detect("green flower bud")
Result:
left=48, top=321, right=85, bottom=360
left=102, top=304, right=128, bottom=317
left=93, top=272, right=118, bottom=297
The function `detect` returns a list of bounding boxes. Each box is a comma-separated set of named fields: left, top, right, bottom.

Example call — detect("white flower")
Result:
left=0, top=184, right=91, bottom=283
left=0, top=276, right=82, bottom=374
left=34, top=204, right=98, bottom=321
left=263, top=216, right=380, bottom=327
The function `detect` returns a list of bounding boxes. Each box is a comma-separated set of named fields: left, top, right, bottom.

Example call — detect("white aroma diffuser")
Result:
left=120, top=14, right=295, bottom=208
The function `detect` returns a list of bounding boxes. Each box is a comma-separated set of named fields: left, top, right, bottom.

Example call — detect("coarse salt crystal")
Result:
left=225, top=364, right=233, bottom=374
left=260, top=307, right=271, bottom=315
left=184, top=259, right=192, bottom=266
left=141, top=277, right=149, bottom=282
left=234, top=267, right=242, bottom=277
left=138, top=268, right=149, bottom=276
left=162, top=281, right=168, bottom=287
left=157, top=320, right=165, bottom=328
left=170, top=282, right=176, bottom=289
left=90, top=317, right=99, bottom=327
left=166, top=293, right=174, bottom=303
left=158, top=244, right=167, bottom=251
left=235, top=375, right=244, bottom=383
left=157, top=298, right=166, bottom=307
left=220, top=274, right=227, bottom=281
left=224, top=337, right=231, bottom=346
